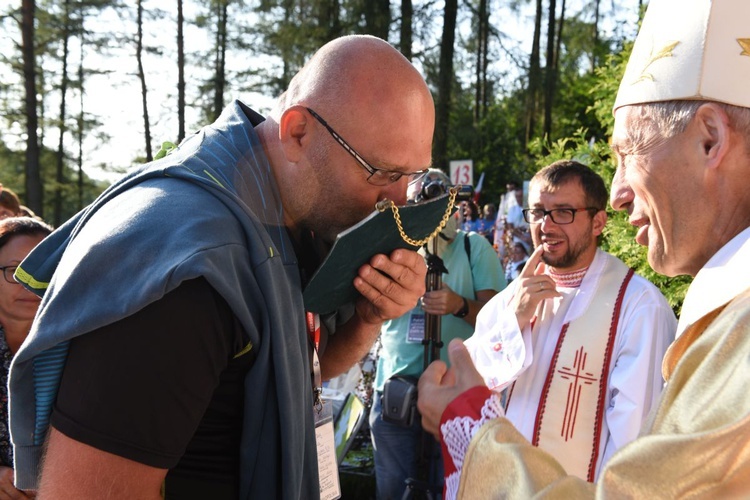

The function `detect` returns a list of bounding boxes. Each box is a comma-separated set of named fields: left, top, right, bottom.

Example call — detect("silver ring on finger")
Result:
left=539, top=282, right=543, bottom=292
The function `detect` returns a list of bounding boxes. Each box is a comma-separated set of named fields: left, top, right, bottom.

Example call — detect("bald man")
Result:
left=9, top=35, right=434, bottom=499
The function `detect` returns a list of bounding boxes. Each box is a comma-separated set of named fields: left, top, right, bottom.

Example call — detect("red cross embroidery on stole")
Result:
left=556, top=346, right=598, bottom=441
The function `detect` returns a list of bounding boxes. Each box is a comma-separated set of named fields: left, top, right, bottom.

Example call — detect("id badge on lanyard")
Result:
left=306, top=311, right=341, bottom=500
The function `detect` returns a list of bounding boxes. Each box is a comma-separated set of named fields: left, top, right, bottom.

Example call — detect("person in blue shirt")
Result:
left=370, top=169, right=506, bottom=499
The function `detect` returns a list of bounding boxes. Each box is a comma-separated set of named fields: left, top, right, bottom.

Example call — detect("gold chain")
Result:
left=377, top=187, right=459, bottom=247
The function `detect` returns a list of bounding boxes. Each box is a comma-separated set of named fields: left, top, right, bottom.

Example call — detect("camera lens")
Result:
left=421, top=182, right=446, bottom=200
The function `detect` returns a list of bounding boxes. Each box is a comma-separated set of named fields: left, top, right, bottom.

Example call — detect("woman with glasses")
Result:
left=0, top=216, right=52, bottom=498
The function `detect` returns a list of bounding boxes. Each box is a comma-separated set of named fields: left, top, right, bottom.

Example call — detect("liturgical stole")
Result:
left=507, top=259, right=634, bottom=481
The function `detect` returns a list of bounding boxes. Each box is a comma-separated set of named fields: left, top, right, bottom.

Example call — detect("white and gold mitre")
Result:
left=614, top=0, right=750, bottom=111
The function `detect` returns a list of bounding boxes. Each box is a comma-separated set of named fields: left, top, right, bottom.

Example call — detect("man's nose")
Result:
left=609, top=168, right=633, bottom=212
left=381, top=178, right=409, bottom=206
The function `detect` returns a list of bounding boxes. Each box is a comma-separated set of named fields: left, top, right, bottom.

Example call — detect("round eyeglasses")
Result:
left=0, top=265, right=19, bottom=285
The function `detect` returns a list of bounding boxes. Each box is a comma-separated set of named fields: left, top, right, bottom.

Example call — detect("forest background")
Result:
left=0, top=0, right=690, bottom=310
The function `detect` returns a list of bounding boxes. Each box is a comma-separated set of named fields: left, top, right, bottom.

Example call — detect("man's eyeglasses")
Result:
left=522, top=207, right=599, bottom=225
left=305, top=107, right=429, bottom=186
left=0, top=265, right=18, bottom=285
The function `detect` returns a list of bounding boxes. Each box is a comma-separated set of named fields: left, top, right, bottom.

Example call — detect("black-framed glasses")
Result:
left=522, top=207, right=599, bottom=225
left=0, top=265, right=18, bottom=285
left=305, top=107, right=429, bottom=186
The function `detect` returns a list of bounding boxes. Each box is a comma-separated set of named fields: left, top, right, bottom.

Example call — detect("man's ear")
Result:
left=278, top=107, right=310, bottom=163
left=695, top=103, right=731, bottom=171
left=592, top=209, right=607, bottom=237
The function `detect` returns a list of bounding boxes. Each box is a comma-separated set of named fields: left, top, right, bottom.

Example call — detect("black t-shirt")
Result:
left=51, top=278, right=253, bottom=499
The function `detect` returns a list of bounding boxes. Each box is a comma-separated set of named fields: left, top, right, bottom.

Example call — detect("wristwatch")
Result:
left=453, top=297, right=470, bottom=318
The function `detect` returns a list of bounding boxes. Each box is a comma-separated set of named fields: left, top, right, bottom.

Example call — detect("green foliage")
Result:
left=0, top=139, right=25, bottom=189
left=442, top=6, right=631, bottom=207
left=466, top=95, right=538, bottom=200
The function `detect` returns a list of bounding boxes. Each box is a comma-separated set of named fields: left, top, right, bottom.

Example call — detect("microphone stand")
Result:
left=402, top=235, right=447, bottom=500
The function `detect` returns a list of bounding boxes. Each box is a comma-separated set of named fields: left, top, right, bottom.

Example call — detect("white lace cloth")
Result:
left=440, top=393, right=505, bottom=500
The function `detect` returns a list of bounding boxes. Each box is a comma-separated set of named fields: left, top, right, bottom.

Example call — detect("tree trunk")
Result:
left=481, top=0, right=490, bottom=120
left=524, top=0, right=543, bottom=148
left=474, top=0, right=488, bottom=124
left=399, top=0, right=412, bottom=60
left=281, top=0, right=292, bottom=86
left=177, top=0, right=186, bottom=142
left=213, top=0, right=228, bottom=121
left=542, top=0, right=557, bottom=144
left=77, top=42, right=84, bottom=211
left=363, top=0, right=390, bottom=41
left=545, top=0, right=566, bottom=144
left=22, top=0, right=43, bottom=216
left=591, top=0, right=600, bottom=69
left=316, top=0, right=341, bottom=41
left=554, top=0, right=566, bottom=76
left=137, top=0, right=153, bottom=162
left=54, top=0, right=72, bottom=226
left=433, top=0, right=458, bottom=171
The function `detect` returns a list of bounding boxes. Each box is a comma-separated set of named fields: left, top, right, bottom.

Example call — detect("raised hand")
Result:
left=418, top=338, right=486, bottom=438
left=509, top=245, right=560, bottom=329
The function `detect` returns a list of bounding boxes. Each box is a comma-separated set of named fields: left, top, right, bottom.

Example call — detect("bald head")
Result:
left=275, top=36, right=434, bottom=168
left=261, top=35, right=435, bottom=243
left=278, top=35, right=431, bottom=118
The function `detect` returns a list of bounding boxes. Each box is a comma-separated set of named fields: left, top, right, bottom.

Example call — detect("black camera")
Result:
left=415, top=181, right=474, bottom=204
left=382, top=375, right=419, bottom=427
left=421, top=181, right=448, bottom=200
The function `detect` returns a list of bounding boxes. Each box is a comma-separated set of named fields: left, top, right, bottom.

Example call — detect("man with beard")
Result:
left=9, top=35, right=433, bottom=499
left=462, top=160, right=676, bottom=484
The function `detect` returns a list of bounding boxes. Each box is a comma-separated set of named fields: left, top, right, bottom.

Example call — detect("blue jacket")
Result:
left=10, top=101, right=319, bottom=498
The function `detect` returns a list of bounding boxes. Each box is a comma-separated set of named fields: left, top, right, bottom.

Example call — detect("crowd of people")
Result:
left=455, top=185, right=534, bottom=286
left=2, top=1, right=750, bottom=497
